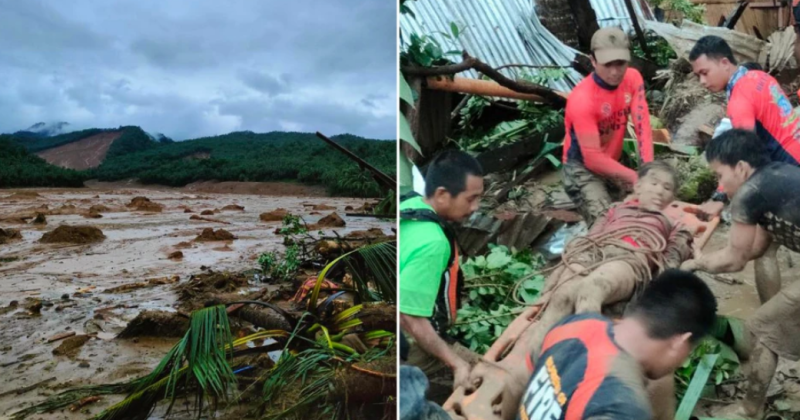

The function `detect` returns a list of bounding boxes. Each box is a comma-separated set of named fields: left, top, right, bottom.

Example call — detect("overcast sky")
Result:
left=0, top=1, right=396, bottom=140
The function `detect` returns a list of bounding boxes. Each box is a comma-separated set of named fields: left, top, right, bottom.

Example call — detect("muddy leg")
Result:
left=526, top=281, right=580, bottom=355
left=742, top=339, right=778, bottom=418
left=573, top=260, right=638, bottom=314
left=562, top=163, right=612, bottom=226
left=754, top=239, right=780, bottom=304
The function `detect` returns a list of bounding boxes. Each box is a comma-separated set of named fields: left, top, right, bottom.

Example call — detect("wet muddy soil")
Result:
left=0, top=182, right=392, bottom=419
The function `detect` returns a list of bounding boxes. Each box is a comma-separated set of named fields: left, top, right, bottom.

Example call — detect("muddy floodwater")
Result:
left=0, top=182, right=393, bottom=419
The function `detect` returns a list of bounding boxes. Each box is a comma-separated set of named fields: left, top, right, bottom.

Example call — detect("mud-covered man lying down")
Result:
left=443, top=161, right=702, bottom=420
left=524, top=160, right=694, bottom=353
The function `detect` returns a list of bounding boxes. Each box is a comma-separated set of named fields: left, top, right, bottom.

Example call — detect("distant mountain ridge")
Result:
left=13, top=121, right=71, bottom=138
left=0, top=126, right=395, bottom=197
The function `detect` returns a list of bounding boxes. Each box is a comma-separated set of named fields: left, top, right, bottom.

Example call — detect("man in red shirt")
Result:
left=562, top=27, right=654, bottom=226
left=690, top=35, right=800, bottom=218
left=690, top=36, right=800, bottom=322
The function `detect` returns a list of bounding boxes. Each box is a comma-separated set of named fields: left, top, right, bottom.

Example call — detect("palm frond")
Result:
left=307, top=240, right=396, bottom=310
left=333, top=318, right=363, bottom=332
left=262, top=348, right=335, bottom=420
left=92, top=305, right=237, bottom=420
left=332, top=304, right=363, bottom=324
left=364, top=330, right=395, bottom=341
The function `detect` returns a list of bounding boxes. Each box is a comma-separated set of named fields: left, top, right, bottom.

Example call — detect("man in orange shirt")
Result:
left=562, top=27, right=654, bottom=226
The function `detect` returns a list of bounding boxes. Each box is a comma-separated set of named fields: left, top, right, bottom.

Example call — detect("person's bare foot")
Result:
left=711, top=403, right=759, bottom=420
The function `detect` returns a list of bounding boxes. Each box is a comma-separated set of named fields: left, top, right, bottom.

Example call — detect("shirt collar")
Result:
left=726, top=66, right=748, bottom=100
left=593, top=73, right=619, bottom=91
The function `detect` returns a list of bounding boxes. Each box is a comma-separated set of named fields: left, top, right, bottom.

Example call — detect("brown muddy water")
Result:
left=0, top=182, right=393, bottom=419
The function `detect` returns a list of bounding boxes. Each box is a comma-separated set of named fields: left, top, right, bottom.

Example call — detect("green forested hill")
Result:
left=0, top=136, right=87, bottom=188
left=92, top=131, right=395, bottom=197
left=2, top=128, right=395, bottom=197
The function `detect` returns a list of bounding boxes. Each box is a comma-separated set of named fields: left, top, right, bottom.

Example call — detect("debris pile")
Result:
left=194, top=228, right=236, bottom=241
left=0, top=228, right=22, bottom=244
left=221, top=204, right=245, bottom=211
left=260, top=208, right=289, bottom=222
left=311, top=212, right=346, bottom=229
left=117, top=310, right=190, bottom=338
left=126, top=196, right=164, bottom=212
left=39, top=225, right=106, bottom=244
left=32, top=213, right=47, bottom=226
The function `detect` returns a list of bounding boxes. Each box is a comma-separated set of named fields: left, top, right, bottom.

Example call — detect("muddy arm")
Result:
left=663, top=226, right=694, bottom=269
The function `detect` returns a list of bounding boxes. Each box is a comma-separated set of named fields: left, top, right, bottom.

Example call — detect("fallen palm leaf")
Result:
left=92, top=305, right=236, bottom=420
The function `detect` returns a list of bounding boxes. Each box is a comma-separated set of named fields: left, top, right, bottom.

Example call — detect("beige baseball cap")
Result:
left=591, top=27, right=631, bottom=64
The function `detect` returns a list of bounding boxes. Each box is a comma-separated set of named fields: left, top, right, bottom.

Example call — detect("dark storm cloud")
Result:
left=0, top=0, right=396, bottom=140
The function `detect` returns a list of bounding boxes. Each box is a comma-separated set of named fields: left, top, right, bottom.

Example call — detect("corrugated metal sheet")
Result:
left=400, top=0, right=654, bottom=92
left=590, top=0, right=653, bottom=31
left=400, top=0, right=584, bottom=91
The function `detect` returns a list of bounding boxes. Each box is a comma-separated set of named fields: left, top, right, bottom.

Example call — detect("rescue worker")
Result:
left=399, top=149, right=484, bottom=402
left=561, top=27, right=654, bottom=226
left=518, top=269, right=717, bottom=420
left=682, top=129, right=800, bottom=419
left=690, top=35, right=800, bottom=219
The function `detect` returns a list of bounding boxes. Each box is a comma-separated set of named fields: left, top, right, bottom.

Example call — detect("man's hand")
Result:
left=697, top=201, right=725, bottom=221
left=452, top=358, right=472, bottom=390
left=680, top=259, right=699, bottom=272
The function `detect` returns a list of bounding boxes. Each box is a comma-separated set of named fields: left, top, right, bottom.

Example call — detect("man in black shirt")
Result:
left=682, top=128, right=800, bottom=418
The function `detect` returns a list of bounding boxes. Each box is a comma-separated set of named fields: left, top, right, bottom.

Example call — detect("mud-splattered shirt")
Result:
left=589, top=200, right=694, bottom=269
left=731, top=162, right=800, bottom=252
left=517, top=313, right=652, bottom=420
left=562, top=69, right=654, bottom=188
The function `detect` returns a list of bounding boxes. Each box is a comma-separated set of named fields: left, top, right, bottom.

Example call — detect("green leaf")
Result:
left=676, top=353, right=720, bottom=420
left=400, top=114, right=422, bottom=153
left=523, top=276, right=545, bottom=291
left=478, top=287, right=488, bottom=295
left=400, top=72, right=415, bottom=107
left=486, top=251, right=512, bottom=270
left=519, top=288, right=538, bottom=304
left=450, top=22, right=460, bottom=38
left=544, top=154, right=561, bottom=168
left=469, top=290, right=478, bottom=300
left=473, top=255, right=487, bottom=269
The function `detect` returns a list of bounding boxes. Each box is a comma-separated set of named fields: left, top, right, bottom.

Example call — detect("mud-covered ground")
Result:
left=0, top=181, right=393, bottom=419
left=695, top=225, right=800, bottom=418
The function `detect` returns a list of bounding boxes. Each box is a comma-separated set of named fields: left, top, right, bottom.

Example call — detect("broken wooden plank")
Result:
left=425, top=76, right=568, bottom=102
left=456, top=211, right=552, bottom=256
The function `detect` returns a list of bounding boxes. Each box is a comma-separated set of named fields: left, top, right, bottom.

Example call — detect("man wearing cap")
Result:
left=561, top=27, right=654, bottom=226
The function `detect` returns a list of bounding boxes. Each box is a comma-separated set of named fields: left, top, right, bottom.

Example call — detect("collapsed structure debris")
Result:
left=400, top=0, right=800, bottom=417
